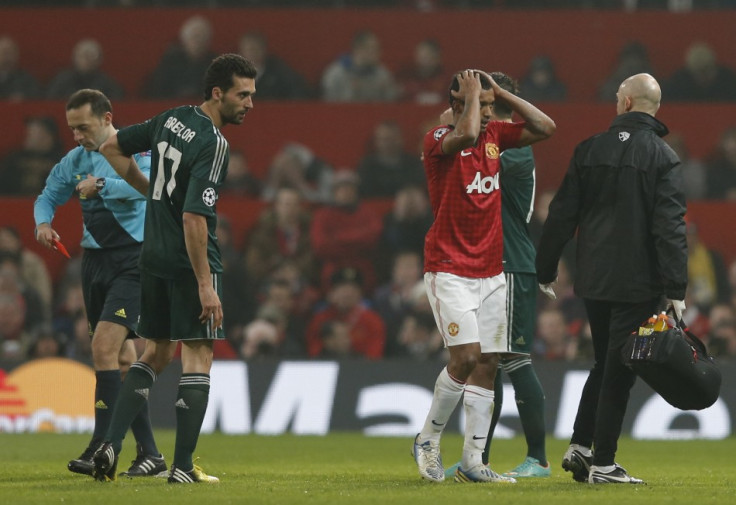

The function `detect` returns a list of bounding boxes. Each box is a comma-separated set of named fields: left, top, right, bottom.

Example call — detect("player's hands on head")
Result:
left=450, top=69, right=483, bottom=102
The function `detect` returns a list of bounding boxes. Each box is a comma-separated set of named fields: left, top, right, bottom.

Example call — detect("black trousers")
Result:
left=570, top=297, right=660, bottom=466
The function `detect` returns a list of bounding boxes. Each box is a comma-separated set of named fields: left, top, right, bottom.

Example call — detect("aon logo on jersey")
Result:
left=466, top=171, right=499, bottom=194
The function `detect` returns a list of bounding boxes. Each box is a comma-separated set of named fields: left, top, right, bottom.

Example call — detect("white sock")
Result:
left=418, top=367, right=465, bottom=444
left=570, top=443, right=592, bottom=457
left=592, top=464, right=615, bottom=473
left=462, top=385, right=494, bottom=470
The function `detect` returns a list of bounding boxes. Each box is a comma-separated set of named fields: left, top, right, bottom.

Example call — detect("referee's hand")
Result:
left=35, top=223, right=59, bottom=249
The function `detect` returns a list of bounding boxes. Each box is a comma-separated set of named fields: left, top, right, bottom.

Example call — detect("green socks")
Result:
left=173, top=373, right=210, bottom=471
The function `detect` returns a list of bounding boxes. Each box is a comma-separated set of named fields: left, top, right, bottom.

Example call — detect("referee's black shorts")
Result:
left=81, top=244, right=142, bottom=338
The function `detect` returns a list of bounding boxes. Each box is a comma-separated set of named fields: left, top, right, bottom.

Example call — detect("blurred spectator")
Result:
left=706, top=303, right=736, bottom=357
left=598, top=41, right=655, bottom=102
left=356, top=120, right=426, bottom=198
left=0, top=226, right=52, bottom=313
left=66, top=311, right=93, bottom=363
left=380, top=278, right=440, bottom=357
left=0, top=291, right=31, bottom=360
left=217, top=216, right=257, bottom=343
left=237, top=30, right=312, bottom=100
left=27, top=328, right=65, bottom=360
left=666, top=133, right=707, bottom=200
left=46, top=39, right=123, bottom=100
left=664, top=41, right=736, bottom=101
left=0, top=251, right=47, bottom=328
left=220, top=149, right=262, bottom=197
left=51, top=274, right=92, bottom=363
left=0, top=35, right=41, bottom=100
left=142, top=15, right=216, bottom=99
left=261, top=142, right=334, bottom=204
left=243, top=186, right=317, bottom=289
left=252, top=277, right=308, bottom=357
left=321, top=29, right=399, bottom=102
left=0, top=252, right=47, bottom=359
left=310, top=170, right=383, bottom=293
left=396, top=38, right=447, bottom=105
left=377, top=183, right=432, bottom=280
left=533, top=307, right=576, bottom=361
left=317, top=320, right=355, bottom=359
left=305, top=267, right=386, bottom=359
left=519, top=55, right=567, bottom=102
left=394, top=310, right=444, bottom=360
left=705, top=125, right=736, bottom=200
left=373, top=250, right=423, bottom=350
left=240, top=319, right=279, bottom=360
left=686, top=216, right=730, bottom=311
left=267, top=259, right=321, bottom=320
left=0, top=115, right=64, bottom=196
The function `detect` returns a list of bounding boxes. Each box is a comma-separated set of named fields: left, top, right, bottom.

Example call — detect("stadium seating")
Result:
left=2, top=7, right=736, bottom=281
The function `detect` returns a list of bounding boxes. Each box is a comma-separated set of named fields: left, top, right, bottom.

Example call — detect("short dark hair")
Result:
left=448, top=69, right=492, bottom=106
left=203, top=53, right=258, bottom=100
left=65, top=89, right=112, bottom=117
left=489, top=71, right=519, bottom=118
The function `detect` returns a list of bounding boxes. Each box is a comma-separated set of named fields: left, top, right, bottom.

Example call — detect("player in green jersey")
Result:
left=91, top=53, right=257, bottom=484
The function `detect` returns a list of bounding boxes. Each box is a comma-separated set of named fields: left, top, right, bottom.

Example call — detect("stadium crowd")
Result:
left=1, top=4, right=736, bottom=366
left=3, top=175, right=736, bottom=364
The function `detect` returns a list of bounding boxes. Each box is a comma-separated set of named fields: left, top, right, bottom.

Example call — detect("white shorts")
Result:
left=424, top=271, right=508, bottom=353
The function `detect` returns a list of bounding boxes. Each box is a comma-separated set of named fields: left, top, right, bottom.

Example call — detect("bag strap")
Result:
left=678, top=318, right=714, bottom=361
left=662, top=305, right=714, bottom=358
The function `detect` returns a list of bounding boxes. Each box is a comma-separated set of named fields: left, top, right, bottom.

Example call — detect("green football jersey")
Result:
left=501, top=145, right=536, bottom=274
left=117, top=105, right=228, bottom=278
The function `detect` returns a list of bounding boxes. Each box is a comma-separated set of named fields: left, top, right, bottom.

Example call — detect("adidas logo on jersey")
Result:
left=115, top=308, right=127, bottom=318
left=466, top=171, right=499, bottom=194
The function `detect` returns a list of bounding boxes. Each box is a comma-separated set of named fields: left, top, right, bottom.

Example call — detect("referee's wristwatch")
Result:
left=95, top=177, right=106, bottom=193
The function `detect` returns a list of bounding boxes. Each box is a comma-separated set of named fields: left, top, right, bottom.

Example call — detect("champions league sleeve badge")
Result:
left=434, top=127, right=450, bottom=141
left=202, top=187, right=217, bottom=207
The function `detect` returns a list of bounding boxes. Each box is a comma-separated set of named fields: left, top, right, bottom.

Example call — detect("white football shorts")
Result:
left=424, top=271, right=508, bottom=353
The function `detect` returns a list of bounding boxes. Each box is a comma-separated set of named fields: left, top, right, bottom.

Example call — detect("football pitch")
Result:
left=1, top=432, right=734, bottom=505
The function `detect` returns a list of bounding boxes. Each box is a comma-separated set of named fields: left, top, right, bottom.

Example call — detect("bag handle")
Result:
left=664, top=306, right=713, bottom=360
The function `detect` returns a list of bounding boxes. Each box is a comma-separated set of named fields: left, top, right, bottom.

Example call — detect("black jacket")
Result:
left=536, top=111, right=688, bottom=302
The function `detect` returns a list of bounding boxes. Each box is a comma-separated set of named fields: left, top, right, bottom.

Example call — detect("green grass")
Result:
left=1, top=432, right=734, bottom=504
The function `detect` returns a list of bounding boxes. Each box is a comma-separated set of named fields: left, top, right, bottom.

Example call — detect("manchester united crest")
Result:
left=485, top=143, right=499, bottom=159
left=447, top=322, right=459, bottom=337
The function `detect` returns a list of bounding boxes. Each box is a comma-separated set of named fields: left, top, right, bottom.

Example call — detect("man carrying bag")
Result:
left=536, top=73, right=687, bottom=485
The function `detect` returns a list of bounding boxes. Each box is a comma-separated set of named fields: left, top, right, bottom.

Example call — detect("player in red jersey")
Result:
left=412, top=69, right=555, bottom=483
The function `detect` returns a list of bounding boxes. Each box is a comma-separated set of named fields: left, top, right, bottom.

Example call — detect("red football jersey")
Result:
left=423, top=121, right=525, bottom=278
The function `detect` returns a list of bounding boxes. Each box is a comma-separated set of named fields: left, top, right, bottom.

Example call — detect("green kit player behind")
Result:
left=91, top=53, right=257, bottom=484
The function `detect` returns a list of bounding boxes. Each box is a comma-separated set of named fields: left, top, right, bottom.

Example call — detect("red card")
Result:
left=50, top=238, right=71, bottom=259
